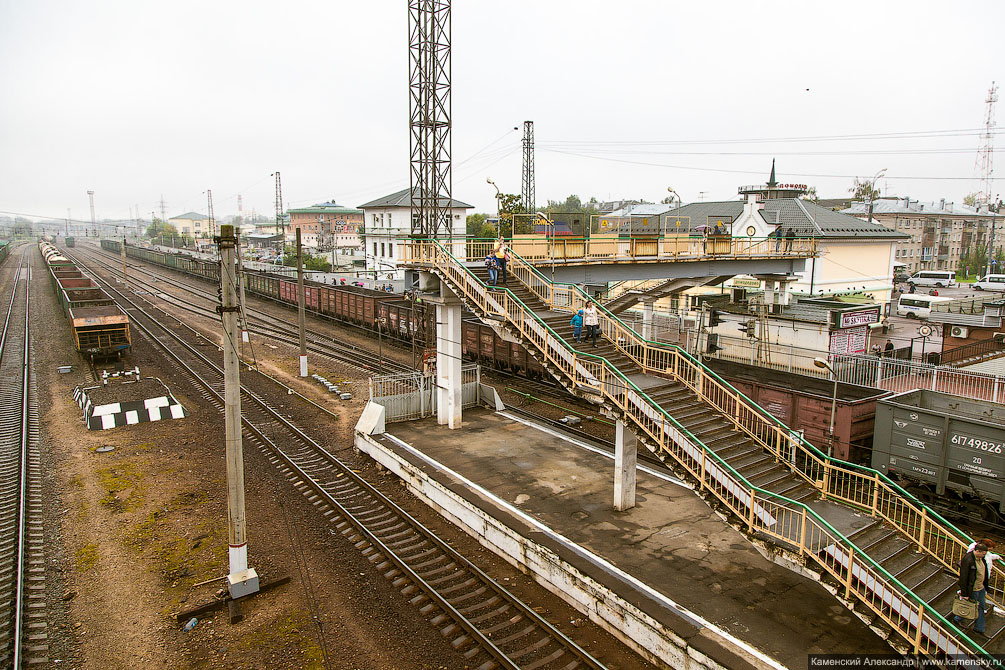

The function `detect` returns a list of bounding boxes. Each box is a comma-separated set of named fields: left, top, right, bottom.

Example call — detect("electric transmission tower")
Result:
left=976, top=82, right=998, bottom=207
left=159, top=195, right=167, bottom=222
left=408, top=0, right=452, bottom=238
left=206, top=189, right=215, bottom=237
left=521, top=120, right=535, bottom=214
left=273, top=172, right=284, bottom=236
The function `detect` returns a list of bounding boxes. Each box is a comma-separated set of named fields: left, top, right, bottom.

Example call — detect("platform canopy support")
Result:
left=421, top=273, right=463, bottom=429
left=614, top=420, right=637, bottom=511
left=641, top=300, right=654, bottom=341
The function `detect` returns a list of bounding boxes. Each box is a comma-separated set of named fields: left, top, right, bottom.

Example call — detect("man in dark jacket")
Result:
left=956, top=542, right=990, bottom=634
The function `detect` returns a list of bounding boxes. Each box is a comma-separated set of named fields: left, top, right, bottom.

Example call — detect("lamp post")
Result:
left=667, top=187, right=681, bottom=251
left=987, top=195, right=1000, bottom=274
left=865, top=168, right=887, bottom=223
left=536, top=211, right=555, bottom=283
left=813, top=357, right=839, bottom=457
left=486, top=177, right=502, bottom=241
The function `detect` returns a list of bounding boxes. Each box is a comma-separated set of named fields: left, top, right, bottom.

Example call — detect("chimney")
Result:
left=939, top=198, right=945, bottom=210
left=901, top=196, right=910, bottom=208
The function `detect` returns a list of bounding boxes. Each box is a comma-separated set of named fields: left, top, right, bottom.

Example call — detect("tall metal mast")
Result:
left=87, top=190, right=96, bottom=237
left=408, top=0, right=452, bottom=238
left=206, top=189, right=215, bottom=241
left=977, top=82, right=998, bottom=207
left=273, top=171, right=284, bottom=237
left=521, top=120, right=535, bottom=214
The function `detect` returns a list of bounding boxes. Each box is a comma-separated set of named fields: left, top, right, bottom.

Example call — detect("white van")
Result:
left=907, top=270, right=956, bottom=288
left=973, top=274, right=1005, bottom=291
left=896, top=294, right=952, bottom=319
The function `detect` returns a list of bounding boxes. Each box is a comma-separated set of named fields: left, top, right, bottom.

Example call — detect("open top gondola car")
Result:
left=68, top=304, right=131, bottom=359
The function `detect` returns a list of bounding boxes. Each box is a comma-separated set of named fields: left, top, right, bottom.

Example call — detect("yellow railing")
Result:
left=402, top=238, right=994, bottom=659
left=462, top=234, right=816, bottom=265
left=499, top=247, right=1005, bottom=595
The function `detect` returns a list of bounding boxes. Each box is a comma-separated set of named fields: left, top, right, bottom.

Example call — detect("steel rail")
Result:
left=78, top=245, right=411, bottom=374
left=70, top=251, right=606, bottom=670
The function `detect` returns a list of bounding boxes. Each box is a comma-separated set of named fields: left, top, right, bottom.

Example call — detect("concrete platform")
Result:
left=355, top=406, right=891, bottom=670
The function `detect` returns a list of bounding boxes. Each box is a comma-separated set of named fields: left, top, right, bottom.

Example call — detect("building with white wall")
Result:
left=358, top=188, right=472, bottom=279
left=168, top=212, right=215, bottom=239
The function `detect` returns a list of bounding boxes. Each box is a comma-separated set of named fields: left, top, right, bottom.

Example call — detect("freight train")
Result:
left=41, top=240, right=131, bottom=359
left=99, top=239, right=549, bottom=378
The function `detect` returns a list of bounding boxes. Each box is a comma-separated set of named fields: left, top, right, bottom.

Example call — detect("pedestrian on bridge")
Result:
left=784, top=227, right=796, bottom=252
left=583, top=303, right=600, bottom=347
left=570, top=309, right=584, bottom=342
left=956, top=542, right=990, bottom=636
left=485, top=253, right=499, bottom=286
left=494, top=237, right=509, bottom=284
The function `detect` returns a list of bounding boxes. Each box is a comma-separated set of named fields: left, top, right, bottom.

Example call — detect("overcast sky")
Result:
left=1, top=0, right=1002, bottom=223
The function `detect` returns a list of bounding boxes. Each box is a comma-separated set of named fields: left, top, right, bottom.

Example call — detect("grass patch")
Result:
left=241, top=613, right=325, bottom=670
left=67, top=474, right=84, bottom=488
left=76, top=542, right=99, bottom=572
left=124, top=490, right=226, bottom=584
left=96, top=462, right=146, bottom=513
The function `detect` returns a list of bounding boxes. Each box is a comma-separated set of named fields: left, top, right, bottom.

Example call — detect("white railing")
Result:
left=830, top=354, right=1005, bottom=403
left=369, top=364, right=481, bottom=422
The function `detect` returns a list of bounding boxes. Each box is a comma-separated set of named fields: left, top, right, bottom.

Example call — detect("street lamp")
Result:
left=667, top=186, right=681, bottom=244
left=866, top=168, right=887, bottom=223
left=536, top=211, right=555, bottom=283
left=813, top=357, right=839, bottom=456
left=486, top=177, right=502, bottom=238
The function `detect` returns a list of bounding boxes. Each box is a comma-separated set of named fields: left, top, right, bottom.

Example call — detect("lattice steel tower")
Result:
left=408, top=0, right=452, bottom=238
left=976, top=82, right=998, bottom=206
left=273, top=171, right=284, bottom=236
left=521, top=121, right=535, bottom=214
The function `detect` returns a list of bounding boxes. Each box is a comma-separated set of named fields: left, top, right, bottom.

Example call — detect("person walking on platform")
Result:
left=494, top=236, right=509, bottom=284
left=956, top=542, right=990, bottom=635
left=485, top=252, right=499, bottom=286
left=583, top=303, right=600, bottom=347
left=784, top=227, right=796, bottom=252
left=570, top=309, right=584, bottom=343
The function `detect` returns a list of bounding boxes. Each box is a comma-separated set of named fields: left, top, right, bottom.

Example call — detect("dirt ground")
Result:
left=37, top=245, right=653, bottom=669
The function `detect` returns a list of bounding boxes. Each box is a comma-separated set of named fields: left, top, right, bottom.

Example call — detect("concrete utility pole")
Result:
left=296, top=228, right=308, bottom=376
left=87, top=190, right=96, bottom=237
left=236, top=231, right=250, bottom=344
left=218, top=225, right=259, bottom=599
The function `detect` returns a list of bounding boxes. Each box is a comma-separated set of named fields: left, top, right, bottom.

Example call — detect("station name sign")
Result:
left=835, top=307, right=881, bottom=329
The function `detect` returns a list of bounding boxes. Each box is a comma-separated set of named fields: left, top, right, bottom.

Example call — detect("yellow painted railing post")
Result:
left=871, top=473, right=880, bottom=518
left=918, top=507, right=928, bottom=548
left=747, top=490, right=756, bottom=533
left=844, top=551, right=855, bottom=600
left=913, top=602, right=925, bottom=654
left=799, top=507, right=808, bottom=556
left=821, top=462, right=830, bottom=502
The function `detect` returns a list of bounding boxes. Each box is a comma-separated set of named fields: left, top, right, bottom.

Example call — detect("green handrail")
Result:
left=501, top=245, right=978, bottom=551
left=419, top=239, right=990, bottom=658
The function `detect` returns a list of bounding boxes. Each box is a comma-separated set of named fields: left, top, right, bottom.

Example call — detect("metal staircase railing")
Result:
left=403, top=238, right=995, bottom=658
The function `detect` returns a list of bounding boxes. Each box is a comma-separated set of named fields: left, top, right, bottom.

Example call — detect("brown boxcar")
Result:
left=706, top=359, right=889, bottom=462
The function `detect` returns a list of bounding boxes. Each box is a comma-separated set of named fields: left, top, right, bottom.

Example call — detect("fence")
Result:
left=369, top=365, right=482, bottom=422
left=830, top=353, right=1005, bottom=403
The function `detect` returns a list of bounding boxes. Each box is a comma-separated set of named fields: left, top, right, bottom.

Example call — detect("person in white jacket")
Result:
left=583, top=303, right=600, bottom=347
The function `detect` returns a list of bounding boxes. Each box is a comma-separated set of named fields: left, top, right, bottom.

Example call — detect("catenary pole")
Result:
left=296, top=228, right=308, bottom=376
left=236, top=231, right=250, bottom=344
left=218, top=225, right=259, bottom=598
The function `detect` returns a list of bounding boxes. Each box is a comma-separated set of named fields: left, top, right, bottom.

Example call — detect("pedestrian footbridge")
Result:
left=403, top=239, right=1005, bottom=660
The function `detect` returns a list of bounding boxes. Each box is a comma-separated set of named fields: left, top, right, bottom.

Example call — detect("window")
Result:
left=381, top=243, right=385, bottom=257
left=389, top=242, right=393, bottom=259
left=373, top=242, right=377, bottom=256
left=387, top=213, right=392, bottom=226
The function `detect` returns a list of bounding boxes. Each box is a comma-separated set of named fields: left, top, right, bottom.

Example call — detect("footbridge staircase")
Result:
left=403, top=239, right=1005, bottom=660
left=602, top=276, right=732, bottom=315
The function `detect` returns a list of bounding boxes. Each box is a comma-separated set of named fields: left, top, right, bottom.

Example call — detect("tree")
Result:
left=496, top=193, right=527, bottom=236
left=963, top=192, right=981, bottom=207
left=848, top=177, right=881, bottom=202
left=800, top=186, right=819, bottom=202
left=145, top=218, right=178, bottom=238
left=466, top=213, right=496, bottom=238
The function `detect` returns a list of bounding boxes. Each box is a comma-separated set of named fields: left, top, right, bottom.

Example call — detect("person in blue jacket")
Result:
left=570, top=309, right=584, bottom=342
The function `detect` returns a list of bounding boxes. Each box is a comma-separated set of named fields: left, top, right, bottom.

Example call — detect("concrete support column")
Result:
left=614, top=419, right=637, bottom=511
left=641, top=300, right=654, bottom=341
left=777, top=279, right=791, bottom=307
left=435, top=297, right=463, bottom=429
left=763, top=280, right=776, bottom=308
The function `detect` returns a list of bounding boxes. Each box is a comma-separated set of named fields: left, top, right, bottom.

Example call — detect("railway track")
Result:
left=0, top=252, right=45, bottom=668
left=74, top=244, right=412, bottom=374
left=68, top=251, right=607, bottom=669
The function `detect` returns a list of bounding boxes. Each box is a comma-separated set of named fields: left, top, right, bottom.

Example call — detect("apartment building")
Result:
left=841, top=198, right=999, bottom=273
